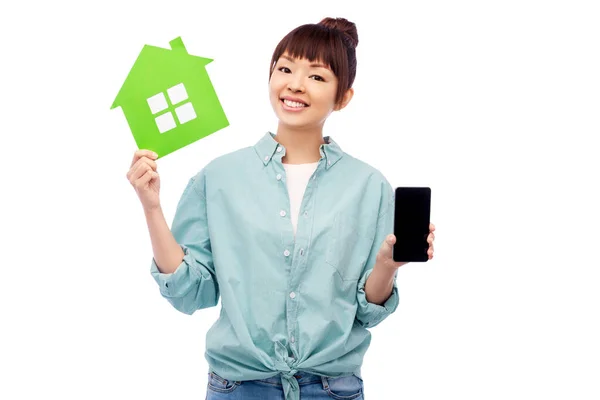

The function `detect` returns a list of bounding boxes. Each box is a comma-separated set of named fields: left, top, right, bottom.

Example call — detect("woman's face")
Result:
left=269, top=52, right=349, bottom=130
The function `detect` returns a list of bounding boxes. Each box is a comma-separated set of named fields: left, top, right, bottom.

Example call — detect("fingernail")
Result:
left=153, top=152, right=158, bottom=158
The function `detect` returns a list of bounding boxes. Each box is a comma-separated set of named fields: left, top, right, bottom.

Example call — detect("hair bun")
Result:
left=318, top=17, right=358, bottom=48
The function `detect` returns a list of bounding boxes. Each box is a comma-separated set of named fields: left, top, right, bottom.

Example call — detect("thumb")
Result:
left=379, top=234, right=395, bottom=259
left=386, top=234, right=396, bottom=245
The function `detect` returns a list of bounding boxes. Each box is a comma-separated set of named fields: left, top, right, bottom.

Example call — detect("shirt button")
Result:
left=284, top=249, right=290, bottom=257
left=327, top=160, right=331, bottom=166
left=277, top=146, right=283, bottom=152
left=280, top=210, right=286, bottom=217
left=303, top=211, right=308, bottom=217
left=264, top=155, right=269, bottom=161
left=291, top=336, right=295, bottom=343
left=300, top=249, right=304, bottom=256
left=289, top=292, right=296, bottom=299
left=276, top=174, right=282, bottom=180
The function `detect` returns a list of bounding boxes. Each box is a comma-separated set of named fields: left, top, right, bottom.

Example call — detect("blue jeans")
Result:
left=206, top=370, right=365, bottom=399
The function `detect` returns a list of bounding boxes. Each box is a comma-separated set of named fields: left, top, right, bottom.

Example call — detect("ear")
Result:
left=334, top=87, right=354, bottom=111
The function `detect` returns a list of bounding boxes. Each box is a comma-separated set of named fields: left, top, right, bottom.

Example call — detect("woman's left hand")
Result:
left=376, top=223, right=435, bottom=270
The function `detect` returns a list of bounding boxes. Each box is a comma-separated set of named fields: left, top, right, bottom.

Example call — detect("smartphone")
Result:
left=393, top=187, right=431, bottom=262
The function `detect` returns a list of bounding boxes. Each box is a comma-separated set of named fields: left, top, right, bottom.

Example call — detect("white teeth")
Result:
left=283, top=99, right=306, bottom=108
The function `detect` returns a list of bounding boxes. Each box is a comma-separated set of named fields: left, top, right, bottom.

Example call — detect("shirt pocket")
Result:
left=325, top=212, right=376, bottom=281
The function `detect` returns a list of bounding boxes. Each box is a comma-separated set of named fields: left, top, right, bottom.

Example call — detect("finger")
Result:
left=138, top=156, right=158, bottom=172
left=130, top=149, right=158, bottom=168
left=378, top=234, right=395, bottom=260
left=132, top=149, right=158, bottom=166
left=127, top=160, right=146, bottom=182
left=134, top=169, right=153, bottom=189
left=134, top=168, right=156, bottom=189
left=129, top=161, right=153, bottom=183
left=128, top=157, right=158, bottom=181
left=430, top=223, right=435, bottom=232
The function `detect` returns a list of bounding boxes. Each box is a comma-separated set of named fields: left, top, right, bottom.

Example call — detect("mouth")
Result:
left=280, top=97, right=309, bottom=110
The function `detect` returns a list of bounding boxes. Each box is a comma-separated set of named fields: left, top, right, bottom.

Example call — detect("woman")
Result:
left=127, top=17, right=435, bottom=400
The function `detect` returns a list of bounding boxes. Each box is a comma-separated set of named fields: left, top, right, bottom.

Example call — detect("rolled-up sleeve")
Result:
left=150, top=171, right=219, bottom=315
left=355, top=179, right=399, bottom=328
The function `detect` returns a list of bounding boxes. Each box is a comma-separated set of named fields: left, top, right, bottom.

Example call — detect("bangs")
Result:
left=274, top=25, right=345, bottom=74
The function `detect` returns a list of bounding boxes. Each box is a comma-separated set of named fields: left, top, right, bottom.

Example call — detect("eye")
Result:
left=278, top=67, right=291, bottom=73
left=311, top=75, right=325, bottom=82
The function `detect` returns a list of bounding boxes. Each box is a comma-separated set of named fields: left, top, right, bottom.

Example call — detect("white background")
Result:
left=1, top=0, right=599, bottom=399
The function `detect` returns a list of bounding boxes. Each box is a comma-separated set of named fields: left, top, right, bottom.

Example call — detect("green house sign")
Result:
left=111, top=37, right=229, bottom=159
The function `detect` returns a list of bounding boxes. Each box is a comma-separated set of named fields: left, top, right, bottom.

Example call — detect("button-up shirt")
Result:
left=150, top=131, right=399, bottom=400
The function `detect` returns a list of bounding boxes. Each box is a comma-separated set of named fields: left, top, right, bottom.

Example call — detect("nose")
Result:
left=287, top=76, right=305, bottom=93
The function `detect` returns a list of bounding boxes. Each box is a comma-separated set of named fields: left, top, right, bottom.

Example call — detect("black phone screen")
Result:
left=393, top=187, right=431, bottom=262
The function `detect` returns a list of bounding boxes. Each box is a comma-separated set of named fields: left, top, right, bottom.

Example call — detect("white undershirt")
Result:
left=282, top=162, right=319, bottom=238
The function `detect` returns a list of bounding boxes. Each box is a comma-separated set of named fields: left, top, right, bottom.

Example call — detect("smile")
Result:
left=281, top=98, right=309, bottom=111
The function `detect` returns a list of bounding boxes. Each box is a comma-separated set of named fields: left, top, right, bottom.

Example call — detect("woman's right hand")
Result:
left=127, top=149, right=161, bottom=212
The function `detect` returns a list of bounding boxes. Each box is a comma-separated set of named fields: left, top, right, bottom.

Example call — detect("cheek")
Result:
left=310, top=84, right=336, bottom=104
left=268, top=88, right=279, bottom=106
left=269, top=82, right=283, bottom=102
left=269, top=74, right=285, bottom=89
left=312, top=93, right=336, bottom=111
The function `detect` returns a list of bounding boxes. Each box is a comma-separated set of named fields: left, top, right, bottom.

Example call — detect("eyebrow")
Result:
left=281, top=55, right=330, bottom=70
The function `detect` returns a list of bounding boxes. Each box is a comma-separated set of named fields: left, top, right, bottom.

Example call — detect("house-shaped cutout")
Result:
left=111, top=37, right=229, bottom=158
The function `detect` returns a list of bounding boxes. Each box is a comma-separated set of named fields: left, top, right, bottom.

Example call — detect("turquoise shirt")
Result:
left=150, top=131, right=399, bottom=400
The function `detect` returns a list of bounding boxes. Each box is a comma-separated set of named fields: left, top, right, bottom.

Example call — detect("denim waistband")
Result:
left=255, top=371, right=352, bottom=386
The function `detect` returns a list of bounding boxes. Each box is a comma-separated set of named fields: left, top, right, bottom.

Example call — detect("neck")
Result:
left=275, top=123, right=326, bottom=164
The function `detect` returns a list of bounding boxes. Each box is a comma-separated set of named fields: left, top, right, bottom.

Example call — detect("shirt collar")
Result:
left=253, top=131, right=343, bottom=170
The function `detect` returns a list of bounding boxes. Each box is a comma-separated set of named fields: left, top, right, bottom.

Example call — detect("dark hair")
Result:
left=269, top=17, right=359, bottom=106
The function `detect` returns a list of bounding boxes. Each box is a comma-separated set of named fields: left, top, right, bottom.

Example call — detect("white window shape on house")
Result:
left=147, top=92, right=168, bottom=114
left=146, top=83, right=197, bottom=134
left=155, top=112, right=177, bottom=133
left=175, top=102, right=196, bottom=124
left=167, top=83, right=188, bottom=105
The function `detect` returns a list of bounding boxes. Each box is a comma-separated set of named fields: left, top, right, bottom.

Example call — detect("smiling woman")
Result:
left=137, top=16, right=408, bottom=400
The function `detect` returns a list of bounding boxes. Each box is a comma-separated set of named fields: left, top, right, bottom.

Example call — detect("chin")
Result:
left=279, top=118, right=307, bottom=128
left=272, top=110, right=305, bottom=125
